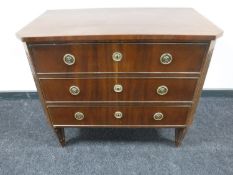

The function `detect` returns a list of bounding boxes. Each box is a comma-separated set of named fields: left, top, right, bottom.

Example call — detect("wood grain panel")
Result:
left=48, top=106, right=189, bottom=126
left=30, top=43, right=208, bottom=73
left=40, top=78, right=197, bottom=102
left=16, top=8, right=223, bottom=42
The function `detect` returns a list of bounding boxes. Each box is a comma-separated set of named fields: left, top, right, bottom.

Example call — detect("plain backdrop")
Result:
left=0, top=0, right=231, bottom=91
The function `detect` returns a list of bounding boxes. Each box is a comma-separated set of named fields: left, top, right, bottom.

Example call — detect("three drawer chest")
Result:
left=17, top=8, right=223, bottom=146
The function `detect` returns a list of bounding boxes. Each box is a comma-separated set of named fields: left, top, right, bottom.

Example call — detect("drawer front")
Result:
left=30, top=43, right=208, bottom=73
left=40, top=78, right=197, bottom=101
left=48, top=106, right=189, bottom=126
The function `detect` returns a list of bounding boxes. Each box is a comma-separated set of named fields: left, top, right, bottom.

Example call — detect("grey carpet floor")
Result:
left=0, top=96, right=233, bottom=175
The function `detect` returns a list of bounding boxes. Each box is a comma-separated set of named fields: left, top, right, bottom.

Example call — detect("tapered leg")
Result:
left=54, top=128, right=65, bottom=147
left=175, top=127, right=187, bottom=147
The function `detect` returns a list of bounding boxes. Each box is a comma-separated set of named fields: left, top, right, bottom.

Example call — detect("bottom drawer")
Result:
left=48, top=106, right=189, bottom=126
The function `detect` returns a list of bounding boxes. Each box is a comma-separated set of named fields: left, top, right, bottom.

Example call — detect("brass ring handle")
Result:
left=114, top=111, right=123, bottom=119
left=69, top=86, right=80, bottom=95
left=112, top=51, right=123, bottom=62
left=74, top=112, right=84, bottom=120
left=114, top=84, right=123, bottom=93
left=153, top=112, right=164, bottom=120
left=157, top=85, right=168, bottom=96
left=63, top=54, right=75, bottom=65
left=160, top=53, right=172, bottom=64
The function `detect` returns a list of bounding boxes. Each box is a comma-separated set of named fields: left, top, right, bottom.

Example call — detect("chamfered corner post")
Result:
left=175, top=127, right=188, bottom=147
left=54, top=128, right=65, bottom=147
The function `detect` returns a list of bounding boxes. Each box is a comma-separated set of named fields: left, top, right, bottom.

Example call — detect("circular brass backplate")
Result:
left=63, top=54, right=76, bottom=65
left=157, top=85, right=168, bottom=96
left=114, top=111, right=123, bottom=119
left=153, top=112, right=164, bottom=120
left=69, top=86, right=80, bottom=95
left=160, top=53, right=172, bottom=64
left=74, top=112, right=84, bottom=120
left=112, top=52, right=123, bottom=62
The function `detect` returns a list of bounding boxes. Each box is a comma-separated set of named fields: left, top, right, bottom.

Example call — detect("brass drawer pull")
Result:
left=153, top=112, right=164, bottom=120
left=112, top=51, right=123, bottom=62
left=63, top=54, right=75, bottom=65
left=74, top=112, right=84, bottom=120
left=114, top=111, right=123, bottom=119
left=114, top=84, right=123, bottom=93
left=160, top=53, right=172, bottom=64
left=69, top=86, right=80, bottom=95
left=157, top=85, right=168, bottom=95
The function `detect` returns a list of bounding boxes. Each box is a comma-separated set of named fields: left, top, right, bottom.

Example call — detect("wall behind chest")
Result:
left=0, top=0, right=231, bottom=91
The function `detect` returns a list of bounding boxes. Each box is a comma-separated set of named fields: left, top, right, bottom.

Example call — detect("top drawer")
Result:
left=29, top=43, right=208, bottom=73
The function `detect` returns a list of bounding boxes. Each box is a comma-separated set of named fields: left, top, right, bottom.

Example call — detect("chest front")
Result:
left=17, top=8, right=222, bottom=147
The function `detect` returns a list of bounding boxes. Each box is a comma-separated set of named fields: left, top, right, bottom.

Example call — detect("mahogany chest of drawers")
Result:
left=17, top=8, right=222, bottom=146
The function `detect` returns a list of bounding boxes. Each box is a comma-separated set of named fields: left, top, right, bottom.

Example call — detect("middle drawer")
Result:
left=40, top=78, right=197, bottom=102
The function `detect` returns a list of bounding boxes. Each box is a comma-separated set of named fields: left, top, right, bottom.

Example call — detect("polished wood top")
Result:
left=17, top=8, right=223, bottom=42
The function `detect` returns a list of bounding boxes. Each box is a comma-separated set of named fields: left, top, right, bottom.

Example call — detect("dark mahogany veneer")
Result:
left=17, top=8, right=223, bottom=147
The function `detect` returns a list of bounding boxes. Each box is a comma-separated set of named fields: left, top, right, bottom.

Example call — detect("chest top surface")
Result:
left=17, top=8, right=223, bottom=42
